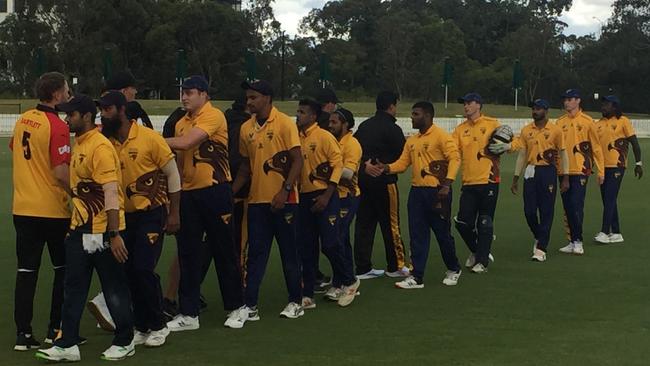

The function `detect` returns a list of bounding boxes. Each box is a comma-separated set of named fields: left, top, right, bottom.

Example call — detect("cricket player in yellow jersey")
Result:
left=11, top=72, right=71, bottom=351
left=98, top=91, right=181, bottom=347
left=295, top=99, right=360, bottom=309
left=452, top=93, right=508, bottom=273
left=508, top=99, right=570, bottom=262
left=326, top=107, right=362, bottom=301
left=232, top=80, right=304, bottom=320
left=165, top=76, right=246, bottom=331
left=369, top=102, right=462, bottom=288
left=37, top=95, right=134, bottom=362
left=593, top=95, right=643, bottom=244
left=555, top=89, right=605, bottom=255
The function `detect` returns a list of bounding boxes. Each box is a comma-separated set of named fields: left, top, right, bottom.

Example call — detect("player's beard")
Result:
left=101, top=115, right=121, bottom=138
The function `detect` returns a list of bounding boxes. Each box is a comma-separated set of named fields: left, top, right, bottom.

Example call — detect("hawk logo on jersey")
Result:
left=263, top=150, right=291, bottom=179
left=193, top=140, right=230, bottom=182
left=420, top=160, right=449, bottom=180
left=477, top=150, right=500, bottom=183
left=608, top=138, right=628, bottom=169
left=128, top=149, right=138, bottom=161
left=328, top=215, right=337, bottom=226
left=266, top=130, right=274, bottom=141
left=147, top=233, right=160, bottom=245
left=339, top=175, right=358, bottom=196
left=221, top=214, right=232, bottom=224
left=537, top=149, right=559, bottom=166
left=72, top=181, right=105, bottom=227
left=573, top=141, right=594, bottom=175
left=309, top=162, right=333, bottom=183
left=126, top=170, right=168, bottom=209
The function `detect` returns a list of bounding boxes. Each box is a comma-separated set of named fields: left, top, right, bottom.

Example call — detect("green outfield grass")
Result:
left=1, top=139, right=649, bottom=365
left=2, top=99, right=649, bottom=119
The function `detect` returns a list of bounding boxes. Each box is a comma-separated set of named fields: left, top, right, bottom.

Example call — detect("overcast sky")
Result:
left=270, top=0, right=615, bottom=38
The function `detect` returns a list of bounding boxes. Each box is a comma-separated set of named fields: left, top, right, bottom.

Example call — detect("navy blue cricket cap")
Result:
left=97, top=90, right=127, bottom=109
left=529, top=98, right=550, bottom=110
left=106, top=71, right=137, bottom=90
left=241, top=79, right=274, bottom=97
left=457, top=92, right=482, bottom=104
left=600, top=95, right=620, bottom=105
left=561, top=89, right=581, bottom=98
left=180, top=75, right=209, bottom=92
left=57, top=94, right=97, bottom=115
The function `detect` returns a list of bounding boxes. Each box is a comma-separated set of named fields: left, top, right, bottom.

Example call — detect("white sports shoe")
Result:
left=224, top=306, right=249, bottom=329
left=531, top=248, right=547, bottom=262
left=246, top=306, right=260, bottom=321
left=466, top=253, right=494, bottom=268
left=35, top=345, right=81, bottom=362
left=471, top=263, right=488, bottom=273
left=301, top=297, right=316, bottom=310
left=87, top=292, right=115, bottom=332
left=573, top=241, right=584, bottom=255
left=144, top=327, right=170, bottom=347
left=101, top=341, right=135, bottom=361
left=395, top=276, right=424, bottom=289
left=442, top=270, right=461, bottom=286
left=558, top=242, right=574, bottom=254
left=133, top=330, right=150, bottom=345
left=609, top=233, right=624, bottom=243
left=385, top=266, right=410, bottom=278
left=338, top=278, right=361, bottom=307
left=324, top=286, right=343, bottom=301
left=356, top=268, right=385, bottom=279
left=465, top=254, right=476, bottom=268
left=594, top=232, right=611, bottom=244
left=166, top=315, right=199, bottom=332
left=279, top=302, right=304, bottom=319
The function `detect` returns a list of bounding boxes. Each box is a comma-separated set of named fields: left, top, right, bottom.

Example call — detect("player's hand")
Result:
left=598, top=175, right=605, bottom=185
left=635, top=165, right=643, bottom=179
left=437, top=185, right=450, bottom=200
left=165, top=212, right=180, bottom=234
left=364, top=159, right=384, bottom=177
left=488, top=142, right=511, bottom=155
left=560, top=175, right=570, bottom=193
left=271, top=190, right=289, bottom=212
left=110, top=235, right=128, bottom=263
left=311, top=194, right=330, bottom=213
left=511, top=182, right=518, bottom=195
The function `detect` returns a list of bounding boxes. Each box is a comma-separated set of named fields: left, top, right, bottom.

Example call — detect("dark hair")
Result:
left=376, top=91, right=399, bottom=111
left=412, top=101, right=435, bottom=118
left=35, top=72, right=66, bottom=102
left=298, top=98, right=322, bottom=118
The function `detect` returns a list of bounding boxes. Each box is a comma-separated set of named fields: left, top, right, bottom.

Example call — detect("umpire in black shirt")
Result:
left=353, top=91, right=408, bottom=278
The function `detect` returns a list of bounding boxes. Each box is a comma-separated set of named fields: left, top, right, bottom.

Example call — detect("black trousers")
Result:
left=124, top=206, right=166, bottom=332
left=354, top=181, right=406, bottom=274
left=13, top=215, right=69, bottom=335
left=455, top=183, right=499, bottom=266
left=55, top=230, right=133, bottom=347
left=177, top=184, right=243, bottom=316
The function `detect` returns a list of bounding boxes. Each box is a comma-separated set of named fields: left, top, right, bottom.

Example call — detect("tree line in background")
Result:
left=0, top=0, right=648, bottom=112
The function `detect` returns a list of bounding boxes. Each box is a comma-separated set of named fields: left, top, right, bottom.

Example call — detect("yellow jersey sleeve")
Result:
left=341, top=134, right=362, bottom=172
left=623, top=117, right=635, bottom=137
left=442, top=132, right=460, bottom=182
left=587, top=121, right=605, bottom=177
left=150, top=131, right=175, bottom=168
left=388, top=140, right=412, bottom=174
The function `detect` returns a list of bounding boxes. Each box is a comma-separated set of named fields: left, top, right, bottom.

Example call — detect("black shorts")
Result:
left=13, top=215, right=70, bottom=271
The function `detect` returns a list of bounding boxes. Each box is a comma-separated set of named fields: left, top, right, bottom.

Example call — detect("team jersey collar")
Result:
left=340, top=131, right=353, bottom=143
left=531, top=120, right=551, bottom=130
left=254, top=106, right=278, bottom=128
left=467, top=114, right=486, bottom=125
left=300, top=122, right=319, bottom=138
left=36, top=104, right=58, bottom=114
left=75, top=127, right=99, bottom=145
left=418, top=124, right=435, bottom=137
left=188, top=101, right=212, bottom=122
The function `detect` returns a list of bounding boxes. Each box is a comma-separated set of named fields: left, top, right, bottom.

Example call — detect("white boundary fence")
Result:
left=0, top=114, right=648, bottom=138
